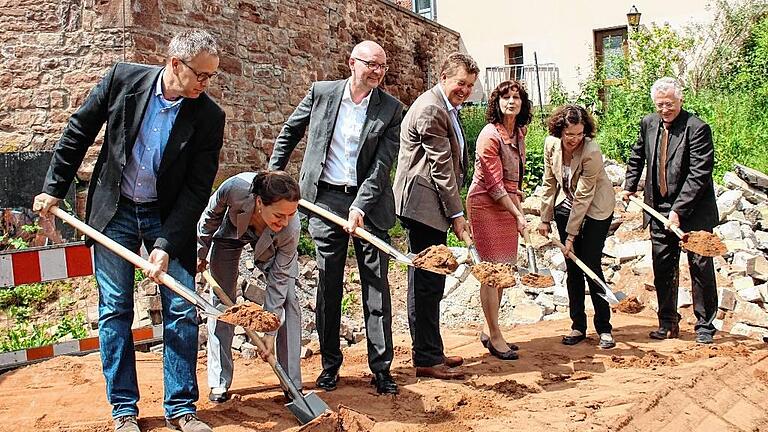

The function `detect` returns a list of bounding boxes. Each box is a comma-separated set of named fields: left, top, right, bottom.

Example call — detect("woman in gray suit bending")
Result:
left=197, top=170, right=302, bottom=403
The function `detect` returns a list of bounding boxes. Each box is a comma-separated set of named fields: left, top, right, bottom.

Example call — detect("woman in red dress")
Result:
left=467, top=80, right=532, bottom=360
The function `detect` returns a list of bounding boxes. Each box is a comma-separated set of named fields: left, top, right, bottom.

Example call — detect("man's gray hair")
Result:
left=650, top=77, right=683, bottom=100
left=167, top=30, right=219, bottom=60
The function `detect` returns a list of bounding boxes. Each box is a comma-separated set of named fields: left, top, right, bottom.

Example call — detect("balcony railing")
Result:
left=485, top=63, right=560, bottom=106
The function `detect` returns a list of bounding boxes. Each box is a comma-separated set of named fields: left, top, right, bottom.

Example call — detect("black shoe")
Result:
left=562, top=333, right=586, bottom=346
left=695, top=333, right=714, bottom=344
left=487, top=342, right=519, bottom=360
left=480, top=332, right=519, bottom=351
left=649, top=325, right=680, bottom=340
left=208, top=390, right=229, bottom=403
left=371, top=371, right=399, bottom=394
left=315, top=368, right=340, bottom=391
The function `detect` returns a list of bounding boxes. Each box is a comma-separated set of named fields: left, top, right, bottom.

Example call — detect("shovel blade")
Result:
left=286, top=391, right=330, bottom=424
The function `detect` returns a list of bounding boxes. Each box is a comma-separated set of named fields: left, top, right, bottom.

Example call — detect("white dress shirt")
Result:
left=320, top=80, right=371, bottom=187
left=437, top=84, right=465, bottom=219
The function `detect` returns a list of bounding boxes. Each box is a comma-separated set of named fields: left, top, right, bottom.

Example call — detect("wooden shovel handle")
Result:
left=628, top=195, right=685, bottom=239
left=49, top=206, right=218, bottom=315
left=299, top=199, right=410, bottom=263
left=201, top=270, right=277, bottom=368
left=550, top=236, right=604, bottom=284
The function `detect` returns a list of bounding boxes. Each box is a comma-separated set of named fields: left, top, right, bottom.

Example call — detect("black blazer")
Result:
left=624, top=109, right=718, bottom=231
left=42, top=62, right=226, bottom=273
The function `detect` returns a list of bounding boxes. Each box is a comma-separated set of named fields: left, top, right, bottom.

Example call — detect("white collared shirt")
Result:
left=320, top=80, right=372, bottom=187
left=437, top=84, right=465, bottom=157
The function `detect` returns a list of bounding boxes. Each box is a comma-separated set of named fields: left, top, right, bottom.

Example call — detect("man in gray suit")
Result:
left=393, top=52, right=479, bottom=380
left=269, top=40, right=403, bottom=394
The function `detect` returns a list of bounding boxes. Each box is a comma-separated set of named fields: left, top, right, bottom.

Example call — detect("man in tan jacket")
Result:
left=393, top=52, right=479, bottom=380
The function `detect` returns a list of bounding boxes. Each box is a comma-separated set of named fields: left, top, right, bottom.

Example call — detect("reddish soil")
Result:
left=217, top=302, right=280, bottom=333
left=520, top=273, right=555, bottom=288
left=4, top=314, right=768, bottom=431
left=471, top=263, right=517, bottom=288
left=613, top=296, right=644, bottom=314
left=412, top=245, right=458, bottom=275
left=681, top=231, right=727, bottom=257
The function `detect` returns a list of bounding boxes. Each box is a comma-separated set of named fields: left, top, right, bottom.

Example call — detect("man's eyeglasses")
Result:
left=655, top=101, right=677, bottom=110
left=353, top=57, right=389, bottom=72
left=178, top=59, right=218, bottom=82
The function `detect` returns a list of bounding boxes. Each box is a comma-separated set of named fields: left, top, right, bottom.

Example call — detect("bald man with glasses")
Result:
left=269, top=40, right=403, bottom=395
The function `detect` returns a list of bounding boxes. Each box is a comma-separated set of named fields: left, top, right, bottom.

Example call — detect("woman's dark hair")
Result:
left=250, top=170, right=300, bottom=206
left=546, top=104, right=596, bottom=138
left=486, top=80, right=533, bottom=128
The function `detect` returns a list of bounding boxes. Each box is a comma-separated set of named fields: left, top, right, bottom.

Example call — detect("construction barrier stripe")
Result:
left=0, top=324, right=164, bottom=370
left=0, top=243, right=94, bottom=288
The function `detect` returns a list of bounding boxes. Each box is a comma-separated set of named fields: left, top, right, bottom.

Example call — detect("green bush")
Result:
left=297, top=218, right=316, bottom=258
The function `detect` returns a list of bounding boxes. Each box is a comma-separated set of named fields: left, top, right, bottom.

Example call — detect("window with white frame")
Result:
left=414, top=0, right=435, bottom=20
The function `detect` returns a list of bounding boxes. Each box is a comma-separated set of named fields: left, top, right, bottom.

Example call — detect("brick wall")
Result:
left=0, top=0, right=459, bottom=182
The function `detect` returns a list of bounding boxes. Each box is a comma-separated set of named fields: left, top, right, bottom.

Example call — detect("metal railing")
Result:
left=484, top=63, right=560, bottom=106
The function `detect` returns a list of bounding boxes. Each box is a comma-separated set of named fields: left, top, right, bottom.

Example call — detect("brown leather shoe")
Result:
left=416, top=364, right=465, bottom=380
left=443, top=355, right=464, bottom=368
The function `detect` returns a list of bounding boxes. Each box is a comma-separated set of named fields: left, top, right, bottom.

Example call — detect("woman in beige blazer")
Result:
left=537, top=105, right=616, bottom=349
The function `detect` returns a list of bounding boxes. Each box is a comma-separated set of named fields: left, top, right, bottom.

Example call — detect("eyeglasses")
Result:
left=353, top=57, right=389, bottom=72
left=178, top=59, right=218, bottom=82
left=655, top=101, right=677, bottom=110
left=563, top=132, right=585, bottom=139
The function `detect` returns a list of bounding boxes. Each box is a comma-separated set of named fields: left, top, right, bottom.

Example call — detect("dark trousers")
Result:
left=554, top=204, right=613, bottom=334
left=400, top=217, right=447, bottom=368
left=649, top=202, right=718, bottom=335
left=307, top=189, right=394, bottom=374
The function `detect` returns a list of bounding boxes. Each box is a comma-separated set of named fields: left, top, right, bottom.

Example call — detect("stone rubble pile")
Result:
left=440, top=161, right=768, bottom=341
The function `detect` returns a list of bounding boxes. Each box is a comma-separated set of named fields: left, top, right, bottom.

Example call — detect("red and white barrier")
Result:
left=0, top=243, right=94, bottom=288
left=0, top=324, right=163, bottom=370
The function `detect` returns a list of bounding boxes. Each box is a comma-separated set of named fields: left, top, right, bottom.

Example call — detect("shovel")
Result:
left=460, top=231, right=482, bottom=265
left=201, top=271, right=330, bottom=424
left=627, top=196, right=687, bottom=239
left=49, top=206, right=225, bottom=319
left=549, top=235, right=619, bottom=305
left=519, top=228, right=552, bottom=277
left=299, top=199, right=469, bottom=279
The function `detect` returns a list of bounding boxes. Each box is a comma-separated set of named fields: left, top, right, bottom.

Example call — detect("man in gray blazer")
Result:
left=393, top=52, right=479, bottom=380
left=269, top=40, right=403, bottom=394
left=621, top=77, right=719, bottom=344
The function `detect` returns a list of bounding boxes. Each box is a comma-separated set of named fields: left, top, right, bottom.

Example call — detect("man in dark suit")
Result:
left=33, top=30, right=225, bottom=432
left=392, top=52, right=479, bottom=380
left=621, top=77, right=718, bottom=345
left=269, top=40, right=403, bottom=394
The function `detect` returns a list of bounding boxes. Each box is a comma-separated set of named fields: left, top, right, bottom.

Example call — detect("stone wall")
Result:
left=0, top=0, right=460, bottom=182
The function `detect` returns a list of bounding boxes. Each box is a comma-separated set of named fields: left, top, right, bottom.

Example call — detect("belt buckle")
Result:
left=344, top=185, right=354, bottom=194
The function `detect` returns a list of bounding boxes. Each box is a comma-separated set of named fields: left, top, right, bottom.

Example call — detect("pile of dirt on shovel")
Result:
left=613, top=295, right=644, bottom=314
left=472, top=262, right=517, bottom=288
left=217, top=302, right=280, bottom=332
left=298, top=405, right=376, bottom=432
left=521, top=273, right=555, bottom=288
left=412, top=244, right=459, bottom=274
left=680, top=231, right=727, bottom=257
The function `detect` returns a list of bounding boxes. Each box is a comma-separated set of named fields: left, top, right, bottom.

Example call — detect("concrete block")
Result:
left=677, top=288, right=693, bottom=308
left=734, top=276, right=756, bottom=291
left=716, top=220, right=742, bottom=240
left=534, top=293, right=556, bottom=315
left=734, top=300, right=768, bottom=328
left=508, top=301, right=545, bottom=324
left=747, top=255, right=768, bottom=281
left=553, top=285, right=569, bottom=306
left=718, top=287, right=737, bottom=311
left=737, top=284, right=762, bottom=303
left=717, top=189, right=743, bottom=221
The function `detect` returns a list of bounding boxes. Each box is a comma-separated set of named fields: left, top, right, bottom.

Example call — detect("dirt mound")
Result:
left=681, top=230, right=727, bottom=256
left=298, top=405, right=375, bottom=432
left=217, top=302, right=280, bottom=332
left=609, top=351, right=679, bottom=369
left=520, top=273, right=554, bottom=288
left=412, top=245, right=459, bottom=274
left=679, top=342, right=754, bottom=361
left=613, top=295, right=644, bottom=314
left=472, top=379, right=539, bottom=399
left=471, top=263, right=517, bottom=288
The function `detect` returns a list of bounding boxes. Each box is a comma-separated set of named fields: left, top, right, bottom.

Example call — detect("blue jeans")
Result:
left=94, top=199, right=199, bottom=419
